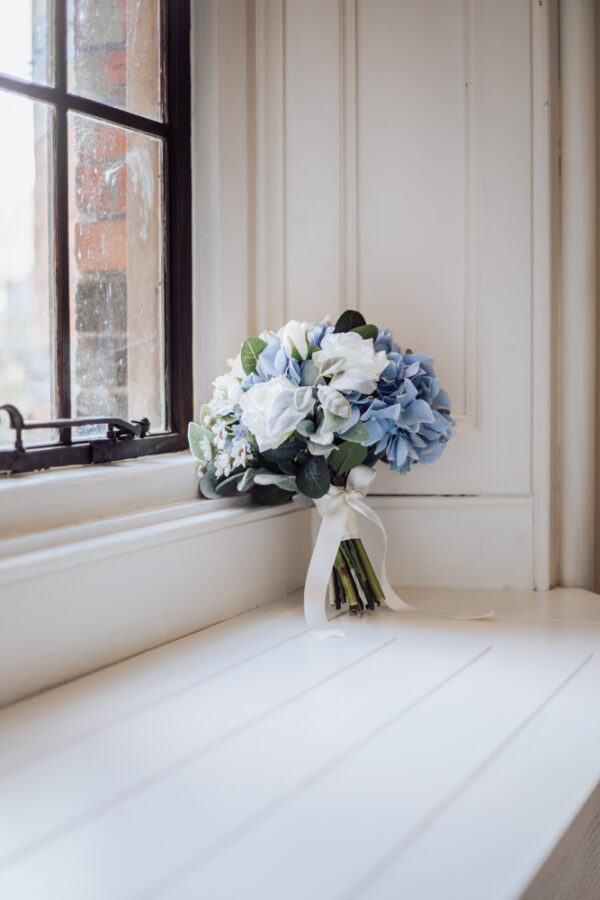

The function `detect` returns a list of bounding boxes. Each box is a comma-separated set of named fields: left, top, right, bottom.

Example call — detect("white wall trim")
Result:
left=339, top=0, right=358, bottom=312
left=462, top=0, right=480, bottom=431
left=255, top=0, right=287, bottom=331
left=310, top=494, right=535, bottom=592
left=531, top=0, right=559, bottom=589
left=559, top=0, right=597, bottom=588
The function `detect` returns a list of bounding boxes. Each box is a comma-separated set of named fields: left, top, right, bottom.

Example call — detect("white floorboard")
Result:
left=1, top=588, right=599, bottom=899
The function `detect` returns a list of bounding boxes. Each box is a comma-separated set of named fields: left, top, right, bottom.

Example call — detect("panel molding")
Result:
left=255, top=0, right=287, bottom=331
left=339, top=0, right=359, bottom=312
left=366, top=495, right=534, bottom=591
left=311, top=494, right=534, bottom=591
left=461, top=0, right=480, bottom=429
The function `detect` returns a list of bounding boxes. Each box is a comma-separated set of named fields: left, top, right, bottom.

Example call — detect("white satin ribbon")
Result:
left=304, top=464, right=493, bottom=638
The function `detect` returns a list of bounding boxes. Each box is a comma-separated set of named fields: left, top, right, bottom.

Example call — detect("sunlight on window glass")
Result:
left=67, top=0, right=162, bottom=121
left=0, top=0, right=53, bottom=84
left=0, top=91, right=54, bottom=447
left=69, top=114, right=165, bottom=437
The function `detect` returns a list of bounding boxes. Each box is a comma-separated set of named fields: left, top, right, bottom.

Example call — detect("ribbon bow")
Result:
left=304, top=464, right=493, bottom=638
left=304, top=465, right=413, bottom=638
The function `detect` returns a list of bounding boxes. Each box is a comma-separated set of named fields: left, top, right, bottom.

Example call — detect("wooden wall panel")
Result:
left=253, top=0, right=552, bottom=586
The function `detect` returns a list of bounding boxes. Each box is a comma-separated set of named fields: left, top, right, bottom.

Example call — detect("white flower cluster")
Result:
left=238, top=329, right=388, bottom=453
left=189, top=356, right=253, bottom=480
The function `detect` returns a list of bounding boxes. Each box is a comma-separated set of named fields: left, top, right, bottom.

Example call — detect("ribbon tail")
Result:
left=304, top=504, right=348, bottom=639
left=352, top=499, right=494, bottom=621
left=352, top=499, right=414, bottom=612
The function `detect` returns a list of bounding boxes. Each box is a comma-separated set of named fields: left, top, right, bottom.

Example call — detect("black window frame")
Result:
left=0, top=0, right=192, bottom=474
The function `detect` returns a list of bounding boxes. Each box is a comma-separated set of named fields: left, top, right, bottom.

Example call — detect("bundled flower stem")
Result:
left=331, top=538, right=384, bottom=615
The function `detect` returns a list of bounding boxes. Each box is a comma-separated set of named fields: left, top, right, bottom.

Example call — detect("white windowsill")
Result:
left=0, top=452, right=207, bottom=539
left=1, top=588, right=600, bottom=897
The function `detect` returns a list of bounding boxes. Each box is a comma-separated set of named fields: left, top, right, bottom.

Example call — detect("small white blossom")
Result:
left=212, top=419, right=229, bottom=449
left=196, top=462, right=208, bottom=478
left=214, top=451, right=233, bottom=479
left=209, top=372, right=243, bottom=416
left=230, top=438, right=250, bottom=469
left=199, top=438, right=213, bottom=462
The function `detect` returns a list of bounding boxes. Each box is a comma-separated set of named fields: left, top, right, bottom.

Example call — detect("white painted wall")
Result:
left=252, top=0, right=557, bottom=589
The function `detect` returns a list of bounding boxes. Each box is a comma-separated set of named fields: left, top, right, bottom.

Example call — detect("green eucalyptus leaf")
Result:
left=188, top=421, right=214, bottom=461
left=296, top=419, right=315, bottom=437
left=240, top=336, right=268, bottom=375
left=328, top=441, right=368, bottom=475
left=214, top=472, right=245, bottom=497
left=334, top=309, right=366, bottom=333
left=237, top=468, right=257, bottom=492
left=199, top=463, right=221, bottom=499
left=253, top=472, right=298, bottom=492
left=300, top=359, right=320, bottom=386
left=259, top=438, right=303, bottom=469
left=296, top=454, right=331, bottom=499
left=351, top=324, right=379, bottom=341
left=338, top=420, right=370, bottom=444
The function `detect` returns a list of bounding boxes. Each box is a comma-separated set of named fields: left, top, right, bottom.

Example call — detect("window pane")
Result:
left=0, top=91, right=54, bottom=448
left=67, top=0, right=162, bottom=121
left=69, top=113, right=165, bottom=437
left=0, top=0, right=53, bottom=85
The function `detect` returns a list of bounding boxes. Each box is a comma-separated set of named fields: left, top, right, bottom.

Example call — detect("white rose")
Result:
left=209, top=372, right=243, bottom=416
left=278, top=320, right=310, bottom=360
left=312, top=331, right=388, bottom=383
left=239, top=375, right=296, bottom=451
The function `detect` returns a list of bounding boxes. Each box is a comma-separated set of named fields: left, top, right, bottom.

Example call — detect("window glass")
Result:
left=0, top=91, right=55, bottom=447
left=67, top=0, right=162, bottom=121
left=69, top=113, right=165, bottom=437
left=0, top=0, right=53, bottom=85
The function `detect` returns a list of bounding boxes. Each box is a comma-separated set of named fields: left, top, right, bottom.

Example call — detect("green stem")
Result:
left=334, top=548, right=361, bottom=613
left=331, top=565, right=344, bottom=610
left=354, top=538, right=384, bottom=605
left=340, top=540, right=375, bottom=610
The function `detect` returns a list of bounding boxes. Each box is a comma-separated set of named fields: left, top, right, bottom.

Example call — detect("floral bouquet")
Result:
left=189, top=310, right=454, bottom=631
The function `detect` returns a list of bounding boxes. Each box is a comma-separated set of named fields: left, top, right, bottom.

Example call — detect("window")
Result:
left=0, top=0, right=191, bottom=473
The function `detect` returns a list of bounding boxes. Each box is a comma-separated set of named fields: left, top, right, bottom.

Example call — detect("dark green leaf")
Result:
left=296, top=454, right=331, bottom=499
left=240, top=336, right=268, bottom=375
left=252, top=483, right=293, bottom=506
left=214, top=472, right=245, bottom=497
left=334, top=310, right=366, bottom=333
left=258, top=438, right=303, bottom=471
left=328, top=441, right=368, bottom=476
left=351, top=324, right=379, bottom=341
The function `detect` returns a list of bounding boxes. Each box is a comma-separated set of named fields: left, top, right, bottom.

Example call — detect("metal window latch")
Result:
left=0, top=404, right=151, bottom=474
